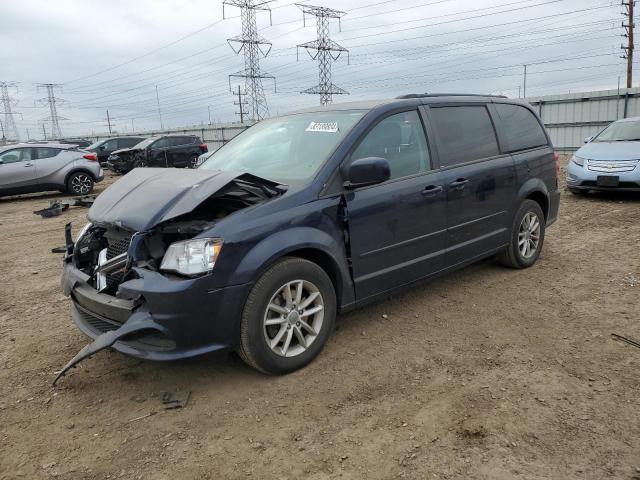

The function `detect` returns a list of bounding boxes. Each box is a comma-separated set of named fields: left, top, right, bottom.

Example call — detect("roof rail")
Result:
left=396, top=93, right=508, bottom=99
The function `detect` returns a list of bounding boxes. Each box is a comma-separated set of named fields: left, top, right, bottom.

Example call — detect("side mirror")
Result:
left=99, top=145, right=106, bottom=151
left=584, top=136, right=594, bottom=143
left=344, top=157, right=390, bottom=189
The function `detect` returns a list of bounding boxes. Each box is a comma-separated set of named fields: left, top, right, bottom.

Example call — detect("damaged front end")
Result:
left=55, top=169, right=286, bottom=384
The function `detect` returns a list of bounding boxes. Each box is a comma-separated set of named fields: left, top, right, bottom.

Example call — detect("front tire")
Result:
left=238, top=257, right=336, bottom=375
left=497, top=199, right=545, bottom=269
left=66, top=172, right=94, bottom=196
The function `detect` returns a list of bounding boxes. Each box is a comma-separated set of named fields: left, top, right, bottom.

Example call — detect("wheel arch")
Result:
left=232, top=227, right=355, bottom=311
left=517, top=179, right=550, bottom=220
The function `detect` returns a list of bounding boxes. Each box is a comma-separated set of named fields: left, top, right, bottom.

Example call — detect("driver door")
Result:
left=0, top=147, right=37, bottom=193
left=344, top=110, right=448, bottom=301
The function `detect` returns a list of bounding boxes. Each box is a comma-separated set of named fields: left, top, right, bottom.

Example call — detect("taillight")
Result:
left=199, top=143, right=208, bottom=152
left=83, top=153, right=98, bottom=161
left=553, top=152, right=560, bottom=177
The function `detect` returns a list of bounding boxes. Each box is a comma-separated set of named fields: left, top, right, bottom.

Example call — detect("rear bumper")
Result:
left=61, top=260, right=251, bottom=361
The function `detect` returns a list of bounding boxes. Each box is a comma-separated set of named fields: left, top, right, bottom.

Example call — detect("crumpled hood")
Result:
left=576, top=141, right=640, bottom=161
left=109, top=147, right=139, bottom=157
left=88, top=168, right=281, bottom=231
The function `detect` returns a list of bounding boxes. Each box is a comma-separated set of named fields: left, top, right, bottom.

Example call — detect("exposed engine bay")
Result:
left=73, top=172, right=286, bottom=295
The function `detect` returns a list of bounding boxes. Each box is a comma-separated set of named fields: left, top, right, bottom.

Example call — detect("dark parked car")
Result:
left=57, top=138, right=93, bottom=148
left=56, top=94, right=560, bottom=382
left=106, top=134, right=208, bottom=173
left=86, top=136, right=146, bottom=163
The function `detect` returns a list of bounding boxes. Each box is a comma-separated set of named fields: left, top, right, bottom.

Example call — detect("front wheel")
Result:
left=497, top=200, right=545, bottom=269
left=238, top=257, right=336, bottom=375
left=66, top=172, right=94, bottom=196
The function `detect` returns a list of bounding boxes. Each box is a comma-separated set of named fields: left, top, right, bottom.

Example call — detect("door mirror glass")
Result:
left=99, top=145, right=106, bottom=151
left=584, top=136, right=594, bottom=143
left=344, top=157, right=390, bottom=188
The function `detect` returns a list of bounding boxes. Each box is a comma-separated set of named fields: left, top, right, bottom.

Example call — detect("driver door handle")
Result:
left=422, top=185, right=443, bottom=197
left=24, top=162, right=34, bottom=167
left=449, top=178, right=470, bottom=190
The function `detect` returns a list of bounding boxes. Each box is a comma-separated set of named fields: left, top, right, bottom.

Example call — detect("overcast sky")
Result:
left=0, top=0, right=630, bottom=138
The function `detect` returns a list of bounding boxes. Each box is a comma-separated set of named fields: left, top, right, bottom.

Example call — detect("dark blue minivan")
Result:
left=56, top=94, right=560, bottom=382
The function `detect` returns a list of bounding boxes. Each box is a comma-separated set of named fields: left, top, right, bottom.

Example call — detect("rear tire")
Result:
left=238, top=257, right=336, bottom=375
left=66, top=172, right=94, bottom=196
left=498, top=199, right=545, bottom=269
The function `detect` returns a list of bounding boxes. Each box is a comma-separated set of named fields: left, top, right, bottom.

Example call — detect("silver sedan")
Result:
left=0, top=143, right=103, bottom=197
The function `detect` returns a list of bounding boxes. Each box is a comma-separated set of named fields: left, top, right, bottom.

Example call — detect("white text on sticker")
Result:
left=306, top=122, right=339, bottom=133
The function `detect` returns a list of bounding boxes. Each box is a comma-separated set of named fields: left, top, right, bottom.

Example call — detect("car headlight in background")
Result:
left=160, top=238, right=223, bottom=276
left=571, top=155, right=585, bottom=167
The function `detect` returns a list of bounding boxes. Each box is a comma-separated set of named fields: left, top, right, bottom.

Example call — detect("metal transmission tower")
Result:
left=0, top=82, right=21, bottom=142
left=621, top=0, right=635, bottom=88
left=223, top=0, right=276, bottom=121
left=35, top=83, right=67, bottom=139
left=296, top=4, right=349, bottom=106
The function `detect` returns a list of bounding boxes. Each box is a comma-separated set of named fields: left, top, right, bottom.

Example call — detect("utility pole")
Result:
left=224, top=0, right=276, bottom=121
left=106, top=109, right=113, bottom=134
left=26, top=127, right=30, bottom=141
left=0, top=119, right=5, bottom=145
left=208, top=105, right=213, bottom=125
left=523, top=65, right=528, bottom=99
left=0, top=81, right=21, bottom=142
left=41, top=123, right=47, bottom=140
left=296, top=4, right=349, bottom=106
left=155, top=85, right=164, bottom=130
left=35, top=84, right=66, bottom=139
left=622, top=0, right=635, bottom=88
left=234, top=85, right=248, bottom=123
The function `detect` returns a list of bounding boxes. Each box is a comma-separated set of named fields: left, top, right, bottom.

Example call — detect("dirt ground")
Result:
left=1, top=167, right=639, bottom=480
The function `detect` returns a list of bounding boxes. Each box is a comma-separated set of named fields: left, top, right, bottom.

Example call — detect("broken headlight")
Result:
left=160, top=238, right=223, bottom=276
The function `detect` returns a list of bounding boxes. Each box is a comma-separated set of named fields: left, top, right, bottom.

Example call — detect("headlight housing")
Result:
left=75, top=222, right=92, bottom=244
left=160, top=238, right=223, bottom=276
left=571, top=155, right=585, bottom=167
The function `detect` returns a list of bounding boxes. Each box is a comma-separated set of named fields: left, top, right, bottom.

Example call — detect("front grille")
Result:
left=588, top=160, right=638, bottom=173
left=105, top=235, right=131, bottom=289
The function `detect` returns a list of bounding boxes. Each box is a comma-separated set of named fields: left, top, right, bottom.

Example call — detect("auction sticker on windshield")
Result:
left=306, top=122, right=339, bottom=133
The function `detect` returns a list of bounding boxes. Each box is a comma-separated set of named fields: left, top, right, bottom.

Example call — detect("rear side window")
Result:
left=494, top=104, right=548, bottom=152
left=168, top=136, right=192, bottom=146
left=430, top=106, right=500, bottom=167
left=34, top=147, right=61, bottom=159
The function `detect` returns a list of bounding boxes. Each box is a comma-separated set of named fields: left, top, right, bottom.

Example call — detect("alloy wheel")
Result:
left=71, top=174, right=92, bottom=195
left=518, top=212, right=541, bottom=259
left=263, top=280, right=324, bottom=358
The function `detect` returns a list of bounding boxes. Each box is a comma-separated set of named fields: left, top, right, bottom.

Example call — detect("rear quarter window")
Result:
left=429, top=105, right=500, bottom=167
left=494, top=103, right=548, bottom=152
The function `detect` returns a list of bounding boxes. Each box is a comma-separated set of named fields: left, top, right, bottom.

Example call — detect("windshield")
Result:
left=86, top=140, right=103, bottom=151
left=200, top=111, right=365, bottom=183
left=132, top=137, right=160, bottom=149
left=594, top=120, right=640, bottom=142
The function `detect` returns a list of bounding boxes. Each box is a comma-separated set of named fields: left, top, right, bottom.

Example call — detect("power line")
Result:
left=296, top=4, right=349, bottom=105
left=0, top=81, right=21, bottom=142
left=224, top=0, right=276, bottom=121
left=35, top=84, right=66, bottom=139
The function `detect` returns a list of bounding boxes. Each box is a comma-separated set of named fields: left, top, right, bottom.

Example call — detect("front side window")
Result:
left=430, top=105, right=500, bottom=167
left=351, top=110, right=430, bottom=180
left=494, top=104, right=548, bottom=152
left=201, top=111, right=365, bottom=184
left=594, top=120, right=640, bottom=142
left=151, top=138, right=170, bottom=149
left=0, top=148, right=32, bottom=164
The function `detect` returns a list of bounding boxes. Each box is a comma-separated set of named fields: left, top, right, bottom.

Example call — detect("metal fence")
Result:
left=527, top=87, right=640, bottom=152
left=92, top=123, right=252, bottom=152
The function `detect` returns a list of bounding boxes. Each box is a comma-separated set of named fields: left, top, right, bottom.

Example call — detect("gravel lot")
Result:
left=1, top=169, right=639, bottom=480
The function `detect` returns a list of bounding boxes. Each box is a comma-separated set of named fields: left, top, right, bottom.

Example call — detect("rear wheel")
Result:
left=498, top=200, right=545, bottom=269
left=66, top=172, right=94, bottom=196
left=238, top=257, right=336, bottom=374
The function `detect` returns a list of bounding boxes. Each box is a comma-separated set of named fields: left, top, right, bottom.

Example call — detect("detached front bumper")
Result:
left=57, top=259, right=251, bottom=382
